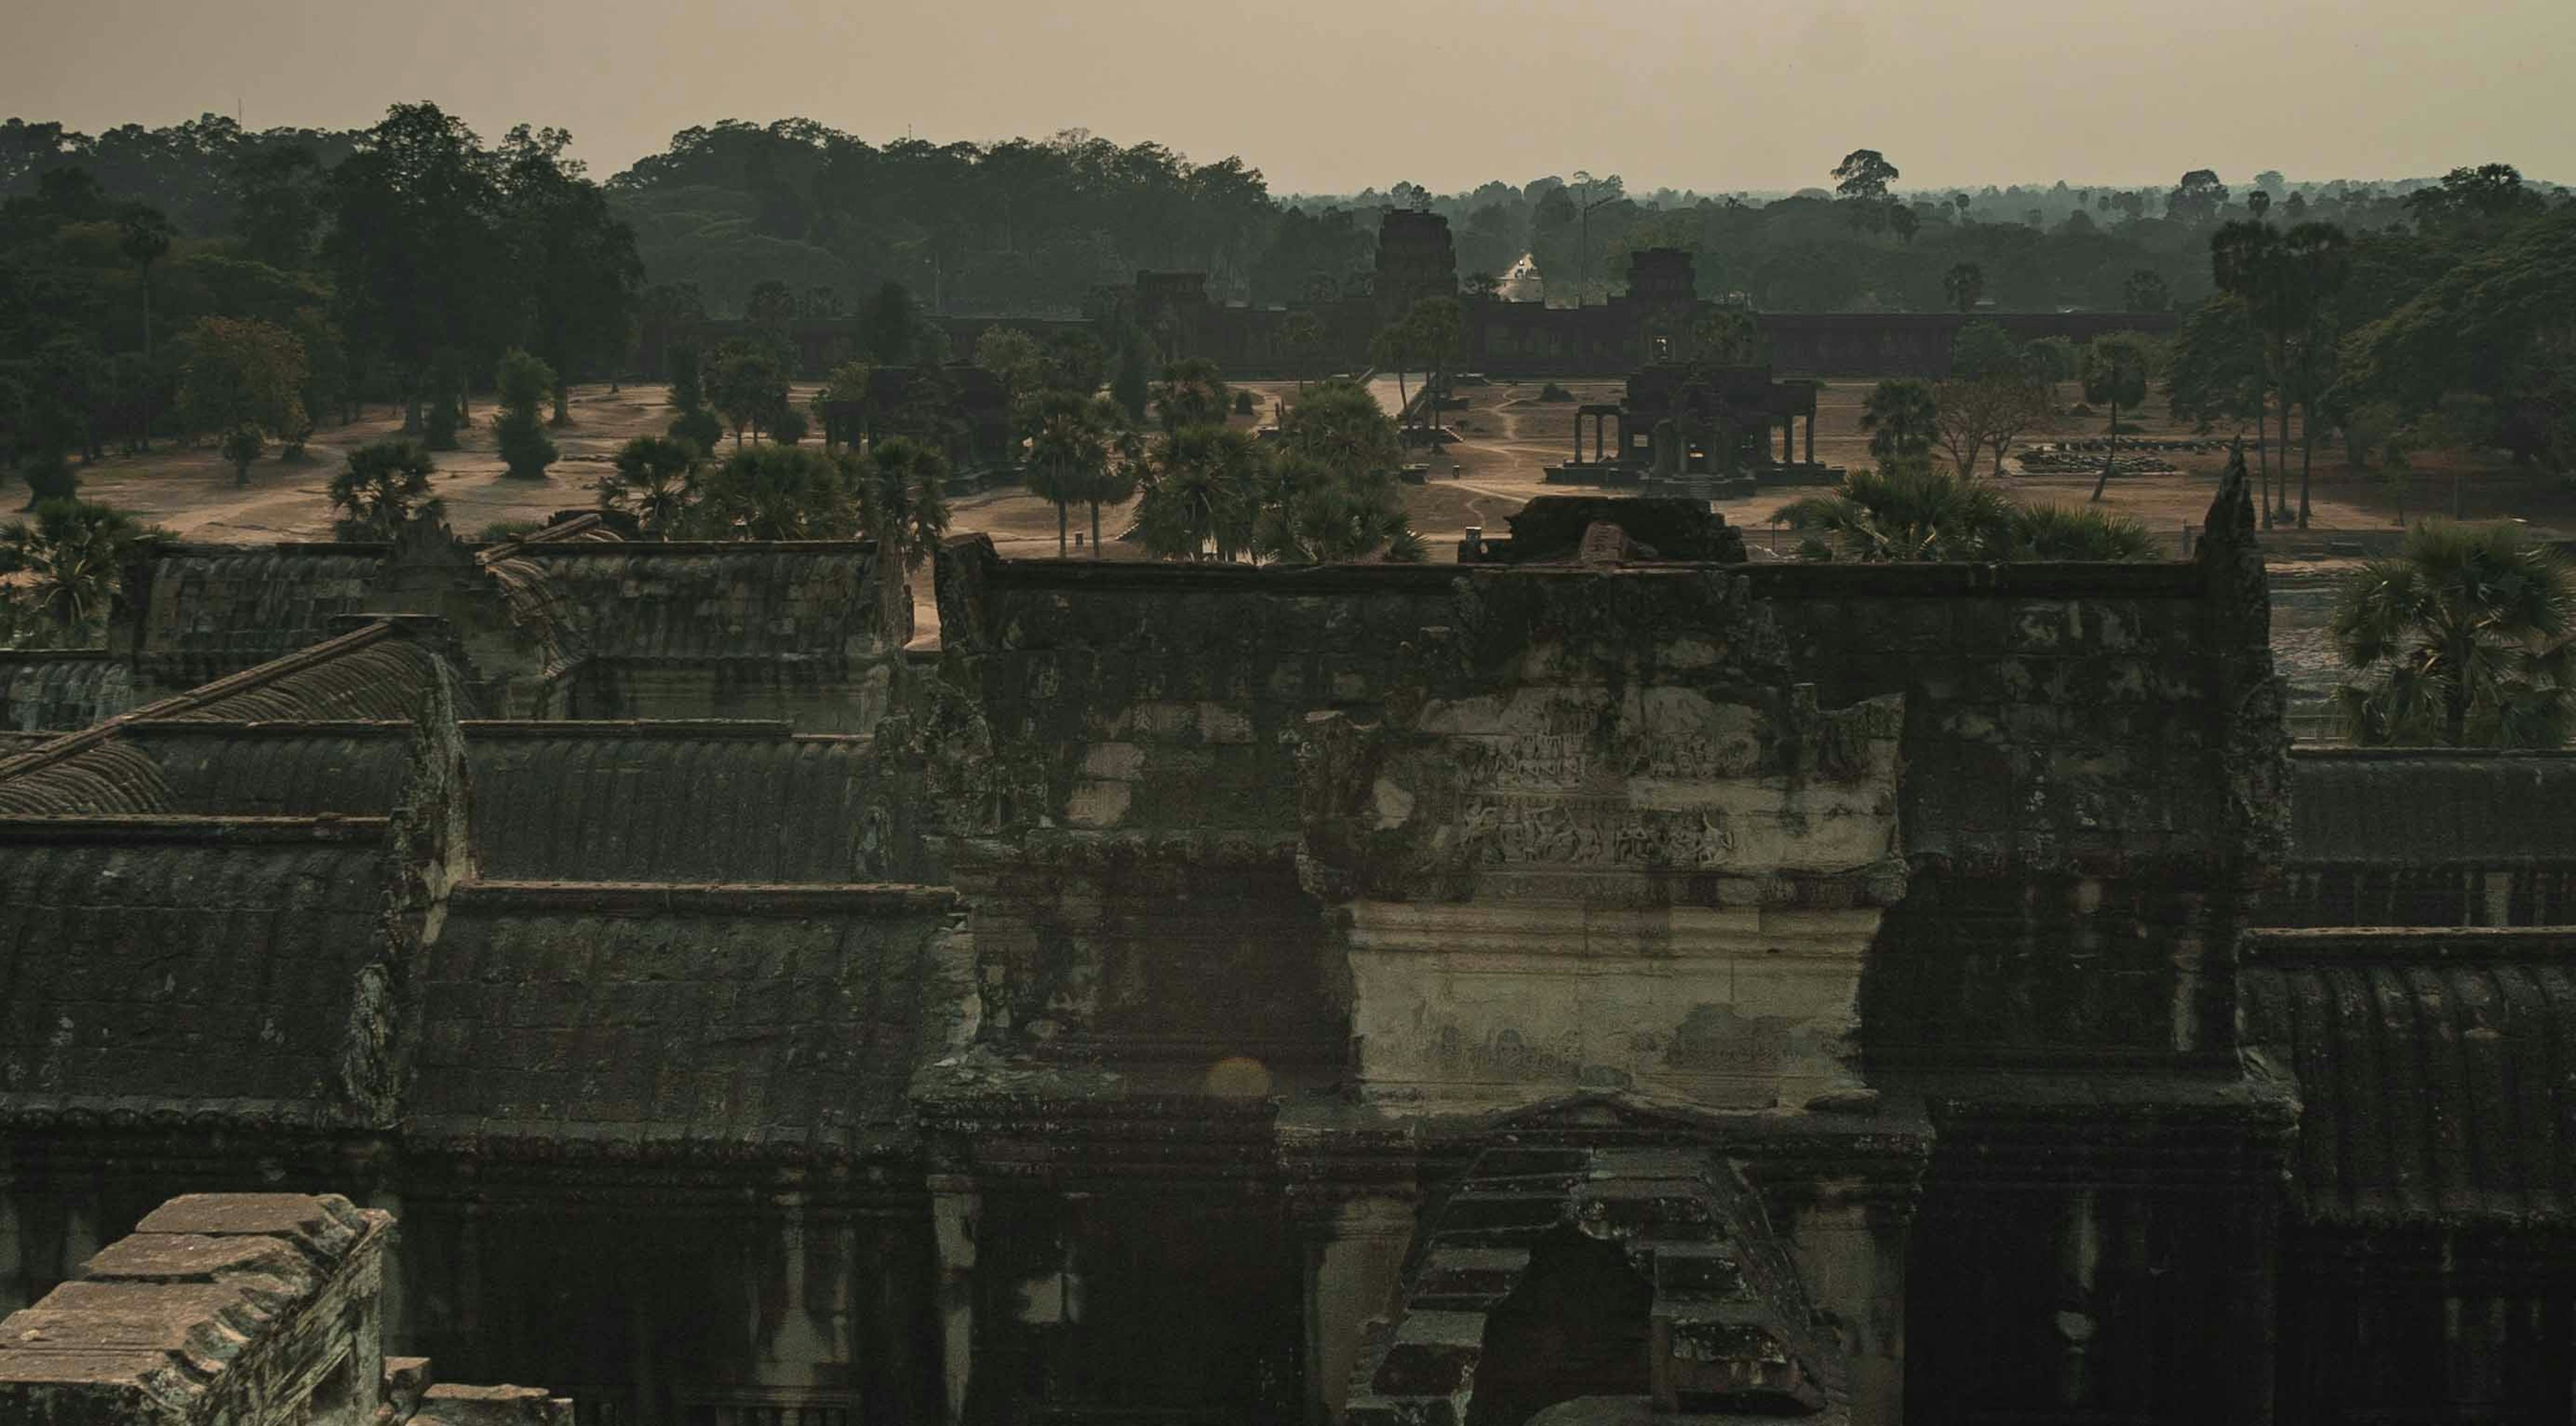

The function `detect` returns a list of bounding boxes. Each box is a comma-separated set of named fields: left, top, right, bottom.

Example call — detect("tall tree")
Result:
left=705, top=338, right=788, bottom=446
left=1022, top=387, right=1099, bottom=557
left=1083, top=395, right=1145, bottom=556
left=492, top=349, right=559, bottom=479
left=2278, top=222, right=2352, bottom=525
left=115, top=205, right=172, bottom=370
left=1402, top=297, right=1464, bottom=433
left=974, top=325, right=1047, bottom=465
left=858, top=282, right=924, bottom=366
left=2165, top=295, right=2267, bottom=450
left=2082, top=335, right=2151, bottom=502
left=325, top=103, right=503, bottom=433
left=2167, top=170, right=2230, bottom=226
left=173, top=316, right=307, bottom=482
left=855, top=435, right=953, bottom=638
left=1861, top=378, right=1939, bottom=461
left=496, top=124, right=643, bottom=424
left=1831, top=150, right=1899, bottom=201
left=1936, top=323, right=2052, bottom=476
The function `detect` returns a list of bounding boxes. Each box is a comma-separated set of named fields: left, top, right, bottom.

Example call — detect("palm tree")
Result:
left=2210, top=220, right=2286, bottom=522
left=1772, top=466, right=2154, bottom=562
left=1023, top=390, right=1099, bottom=558
left=1150, top=358, right=1230, bottom=437
left=1083, top=396, right=1144, bottom=558
left=2332, top=521, right=2576, bottom=747
left=855, top=437, right=953, bottom=644
left=117, top=206, right=172, bottom=366
left=0, top=499, right=150, bottom=646
left=2212, top=220, right=2345, bottom=526
left=2279, top=222, right=2351, bottom=527
left=1138, top=424, right=1258, bottom=560
left=1860, top=380, right=1940, bottom=461
left=598, top=436, right=697, bottom=537
left=1998, top=503, right=2159, bottom=560
left=1367, top=320, right=1415, bottom=432
left=1771, top=464, right=2014, bottom=562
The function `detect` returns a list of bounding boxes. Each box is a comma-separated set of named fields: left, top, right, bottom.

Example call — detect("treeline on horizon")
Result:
left=7, top=111, right=2568, bottom=322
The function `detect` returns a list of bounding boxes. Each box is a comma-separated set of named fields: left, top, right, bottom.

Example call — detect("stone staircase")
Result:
left=1344, top=1147, right=1842, bottom=1425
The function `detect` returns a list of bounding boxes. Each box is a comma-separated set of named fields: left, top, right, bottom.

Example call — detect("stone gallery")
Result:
left=4, top=476, right=2575, bottom=1423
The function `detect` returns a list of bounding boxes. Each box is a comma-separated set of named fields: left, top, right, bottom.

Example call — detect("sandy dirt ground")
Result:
left=33, top=377, right=2547, bottom=561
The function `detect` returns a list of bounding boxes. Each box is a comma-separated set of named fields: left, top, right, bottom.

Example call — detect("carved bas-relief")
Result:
left=1303, top=673, right=1904, bottom=1115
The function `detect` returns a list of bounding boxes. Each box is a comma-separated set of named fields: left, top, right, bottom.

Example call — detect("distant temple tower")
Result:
left=1373, top=210, right=1458, bottom=320
left=1625, top=247, right=1698, bottom=303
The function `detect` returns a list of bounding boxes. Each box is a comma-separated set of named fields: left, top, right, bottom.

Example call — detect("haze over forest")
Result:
left=4, top=0, right=2571, bottom=192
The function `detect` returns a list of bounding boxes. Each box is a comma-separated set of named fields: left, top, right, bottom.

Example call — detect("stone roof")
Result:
left=2288, top=749, right=2576, bottom=866
left=0, top=627, right=452, bottom=817
left=0, top=824, right=394, bottom=1126
left=462, top=723, right=906, bottom=882
left=130, top=548, right=387, bottom=686
left=2245, top=927, right=2576, bottom=1226
left=482, top=546, right=891, bottom=682
left=405, top=882, right=959, bottom=1156
left=0, top=654, right=133, bottom=733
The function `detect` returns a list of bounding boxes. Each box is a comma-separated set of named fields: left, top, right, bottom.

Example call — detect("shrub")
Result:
left=1232, top=389, right=1255, bottom=416
left=669, top=406, right=724, bottom=455
left=424, top=395, right=461, bottom=450
left=1538, top=382, right=1574, bottom=402
left=21, top=455, right=77, bottom=507
left=329, top=438, right=443, bottom=539
left=771, top=408, right=809, bottom=446
left=492, top=350, right=559, bottom=479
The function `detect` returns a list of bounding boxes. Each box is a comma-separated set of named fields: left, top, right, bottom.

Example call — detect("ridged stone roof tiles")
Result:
left=2245, top=927, right=2576, bottom=1225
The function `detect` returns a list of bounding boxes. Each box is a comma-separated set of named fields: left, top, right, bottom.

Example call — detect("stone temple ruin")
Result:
left=5, top=477, right=2576, bottom=1424
left=0, top=1192, right=569, bottom=1425
left=1552, top=364, right=1840, bottom=499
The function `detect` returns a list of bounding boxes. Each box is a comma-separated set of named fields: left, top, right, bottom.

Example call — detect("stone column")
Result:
left=931, top=1177, right=981, bottom=1425
left=1301, top=1195, right=1417, bottom=1424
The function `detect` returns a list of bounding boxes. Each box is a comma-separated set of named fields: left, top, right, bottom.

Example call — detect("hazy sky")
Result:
left=7, top=0, right=2570, bottom=193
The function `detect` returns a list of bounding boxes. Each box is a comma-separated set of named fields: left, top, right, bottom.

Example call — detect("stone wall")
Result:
left=0, top=1192, right=570, bottom=1426
left=2270, top=750, right=2576, bottom=927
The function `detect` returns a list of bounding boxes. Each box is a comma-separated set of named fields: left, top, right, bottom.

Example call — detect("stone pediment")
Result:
left=1485, top=1092, right=1723, bottom=1137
